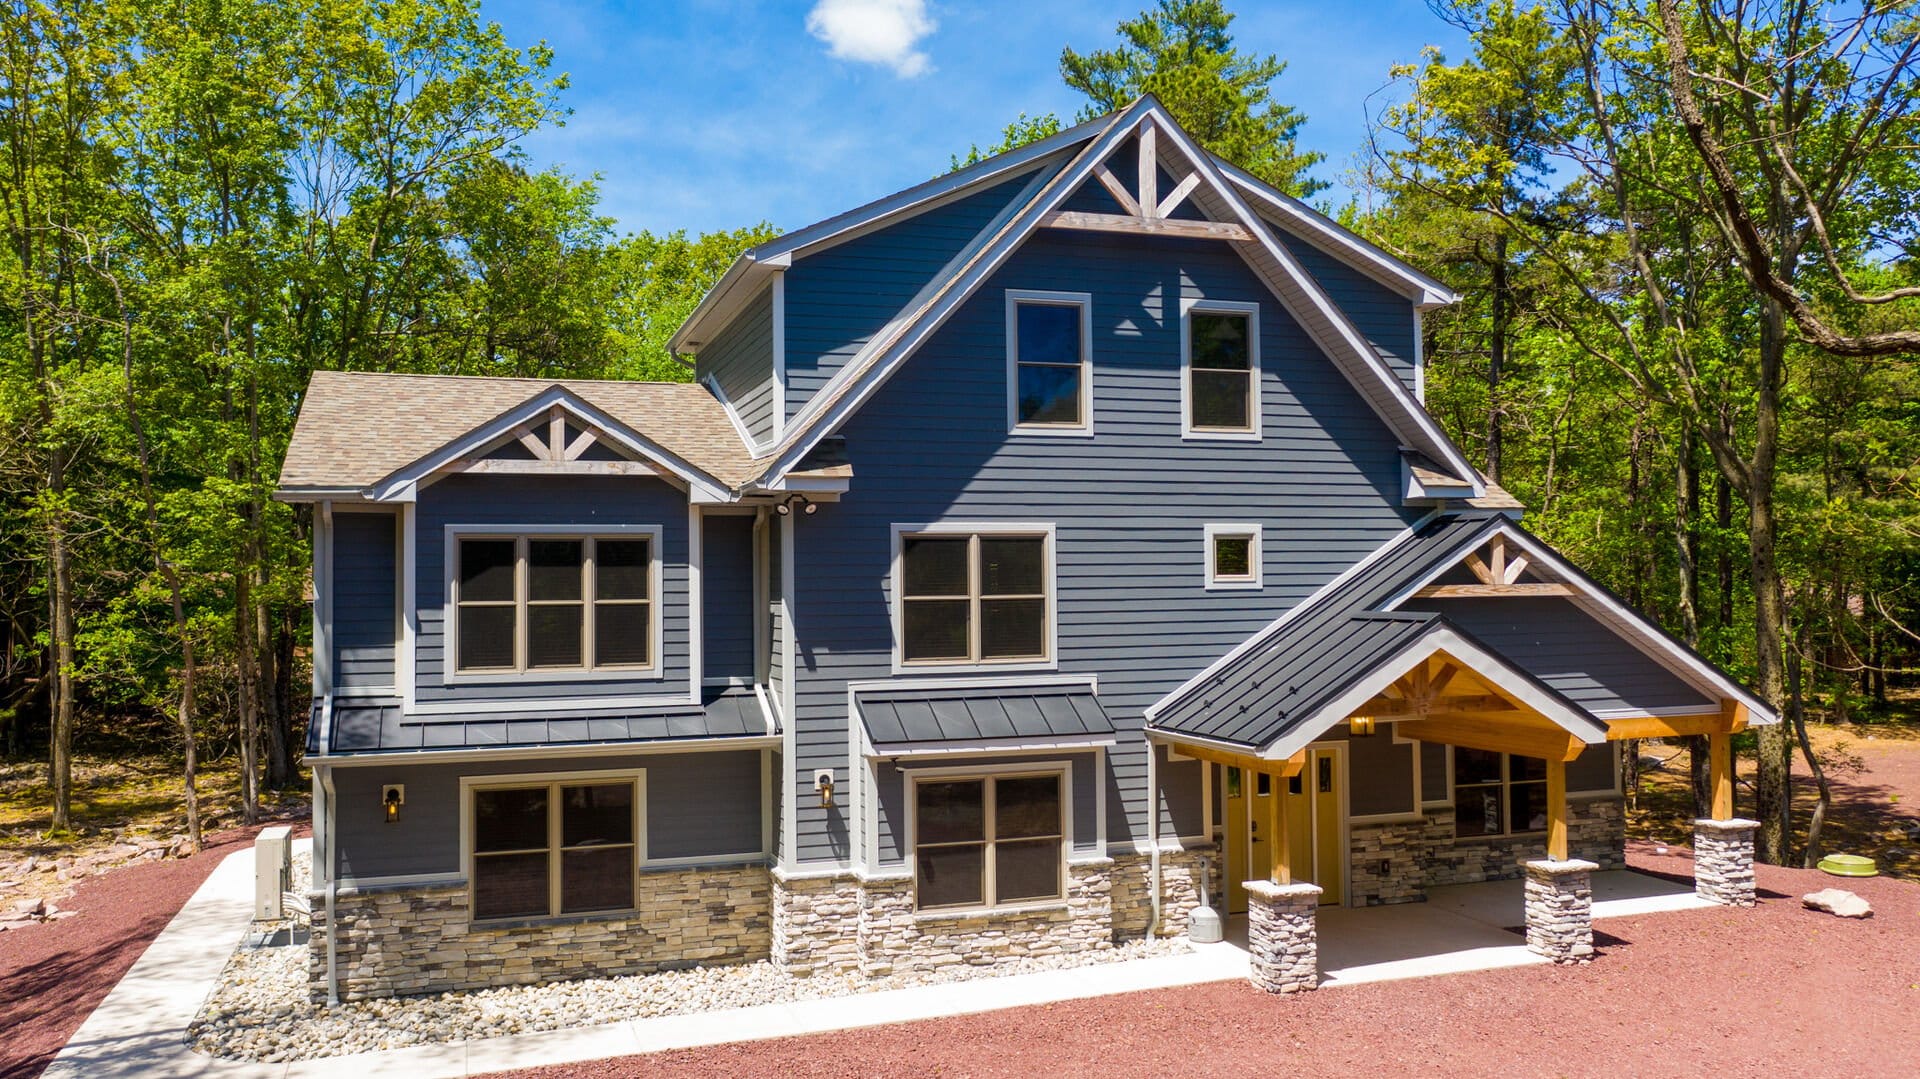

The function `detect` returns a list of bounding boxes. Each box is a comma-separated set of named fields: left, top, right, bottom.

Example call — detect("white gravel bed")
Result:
left=189, top=853, right=1194, bottom=1062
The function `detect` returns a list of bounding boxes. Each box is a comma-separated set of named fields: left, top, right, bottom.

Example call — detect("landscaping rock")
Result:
left=11, top=897, right=44, bottom=916
left=1803, top=888, right=1873, bottom=918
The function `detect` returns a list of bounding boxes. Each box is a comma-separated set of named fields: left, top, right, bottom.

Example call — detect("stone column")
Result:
left=1243, top=879, right=1322, bottom=993
left=1692, top=817, right=1758, bottom=907
left=1523, top=858, right=1596, bottom=964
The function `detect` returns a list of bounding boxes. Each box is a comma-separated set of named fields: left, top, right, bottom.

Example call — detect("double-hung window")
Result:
left=1006, top=290, right=1092, bottom=433
left=1452, top=749, right=1549, bottom=837
left=914, top=772, right=1064, bottom=911
left=1182, top=300, right=1260, bottom=438
left=898, top=529, right=1050, bottom=665
left=453, top=532, right=656, bottom=676
left=469, top=777, right=639, bottom=921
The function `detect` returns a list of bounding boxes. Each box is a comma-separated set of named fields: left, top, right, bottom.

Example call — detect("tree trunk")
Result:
left=1485, top=233, right=1508, bottom=483
left=234, top=548, right=261, bottom=825
left=46, top=491, right=75, bottom=835
left=1748, top=304, right=1791, bottom=865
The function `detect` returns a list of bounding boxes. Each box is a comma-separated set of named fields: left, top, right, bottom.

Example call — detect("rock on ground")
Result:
left=1802, top=887, right=1873, bottom=918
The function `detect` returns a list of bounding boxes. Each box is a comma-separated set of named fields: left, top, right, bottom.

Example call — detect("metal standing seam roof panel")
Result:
left=854, top=683, right=1117, bottom=749
left=311, top=687, right=771, bottom=756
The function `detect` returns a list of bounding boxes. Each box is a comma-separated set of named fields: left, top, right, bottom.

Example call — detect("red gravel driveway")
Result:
left=498, top=843, right=1920, bottom=1079
left=0, top=824, right=304, bottom=1079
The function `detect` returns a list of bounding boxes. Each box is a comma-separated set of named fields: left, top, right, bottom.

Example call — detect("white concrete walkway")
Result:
left=46, top=847, right=1711, bottom=1079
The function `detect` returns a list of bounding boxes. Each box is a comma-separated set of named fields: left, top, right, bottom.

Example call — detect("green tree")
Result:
left=1061, top=0, right=1324, bottom=196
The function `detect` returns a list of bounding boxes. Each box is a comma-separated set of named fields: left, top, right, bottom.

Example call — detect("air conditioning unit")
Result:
left=255, top=825, right=293, bottom=921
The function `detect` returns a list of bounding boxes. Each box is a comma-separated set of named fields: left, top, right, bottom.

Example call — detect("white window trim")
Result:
left=1179, top=297, right=1262, bottom=441
left=907, top=762, right=1071, bottom=915
left=442, top=524, right=665, bottom=685
left=888, top=522, right=1059, bottom=676
left=1004, top=289, right=1095, bottom=437
left=1202, top=522, right=1264, bottom=591
left=459, top=767, right=648, bottom=924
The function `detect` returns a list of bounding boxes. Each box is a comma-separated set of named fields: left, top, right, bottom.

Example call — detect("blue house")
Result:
left=279, top=99, right=1773, bottom=1002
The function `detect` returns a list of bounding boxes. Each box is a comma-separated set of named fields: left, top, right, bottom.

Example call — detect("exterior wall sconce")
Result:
left=1348, top=715, right=1378, bottom=738
left=775, top=495, right=817, bottom=517
left=813, top=769, right=835, bottom=808
left=382, top=784, right=405, bottom=823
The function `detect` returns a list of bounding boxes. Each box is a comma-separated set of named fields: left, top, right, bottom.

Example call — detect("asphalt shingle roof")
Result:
left=277, top=370, right=763, bottom=494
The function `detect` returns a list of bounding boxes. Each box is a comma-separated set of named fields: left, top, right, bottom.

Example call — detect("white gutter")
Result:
left=1146, top=745, right=1162, bottom=938
left=318, top=762, right=339, bottom=1007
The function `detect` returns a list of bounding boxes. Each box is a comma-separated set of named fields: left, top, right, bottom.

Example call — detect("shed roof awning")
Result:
left=309, top=687, right=774, bottom=759
left=855, top=681, right=1116, bottom=757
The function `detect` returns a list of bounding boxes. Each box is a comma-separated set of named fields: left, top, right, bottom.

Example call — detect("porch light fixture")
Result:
left=775, top=495, right=818, bottom=517
left=1348, top=715, right=1378, bottom=738
left=813, top=769, right=835, bottom=808
left=381, top=784, right=405, bottom=823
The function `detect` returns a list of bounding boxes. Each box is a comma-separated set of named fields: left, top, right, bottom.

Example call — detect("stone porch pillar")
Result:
left=1523, top=858, right=1596, bottom=963
left=1692, top=817, right=1758, bottom=907
left=1243, top=879, right=1321, bottom=992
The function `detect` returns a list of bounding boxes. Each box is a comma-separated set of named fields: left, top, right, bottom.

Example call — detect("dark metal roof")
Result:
left=1149, top=512, right=1528, bottom=749
left=856, top=682, right=1115, bottom=752
left=308, top=687, right=772, bottom=757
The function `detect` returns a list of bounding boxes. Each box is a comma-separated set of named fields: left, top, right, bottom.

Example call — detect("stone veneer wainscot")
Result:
left=1346, top=796, right=1624, bottom=906
left=308, top=863, right=771, bottom=1001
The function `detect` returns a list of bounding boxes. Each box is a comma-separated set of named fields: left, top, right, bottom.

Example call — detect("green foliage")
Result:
left=1061, top=0, right=1324, bottom=196
left=949, top=113, right=1065, bottom=174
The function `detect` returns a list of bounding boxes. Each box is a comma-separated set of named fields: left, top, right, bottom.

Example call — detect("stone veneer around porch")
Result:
left=1345, top=795, right=1625, bottom=906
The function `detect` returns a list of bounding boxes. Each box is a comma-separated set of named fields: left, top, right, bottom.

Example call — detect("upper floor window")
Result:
left=452, top=532, right=657, bottom=676
left=1453, top=749, right=1548, bottom=837
left=1005, top=290, right=1093, bottom=434
left=1182, top=300, right=1261, bottom=439
left=1204, top=523, right=1263, bottom=590
left=898, top=528, right=1052, bottom=666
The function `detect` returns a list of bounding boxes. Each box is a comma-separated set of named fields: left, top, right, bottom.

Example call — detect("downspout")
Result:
left=1147, top=740, right=1162, bottom=937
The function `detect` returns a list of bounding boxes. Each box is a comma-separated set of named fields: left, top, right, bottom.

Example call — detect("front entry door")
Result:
left=1223, top=748, right=1344, bottom=913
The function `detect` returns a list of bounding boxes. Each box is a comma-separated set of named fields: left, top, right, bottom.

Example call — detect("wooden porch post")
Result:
left=1545, top=756, right=1568, bottom=861
left=1270, top=770, right=1291, bottom=885
left=1708, top=730, right=1733, bottom=820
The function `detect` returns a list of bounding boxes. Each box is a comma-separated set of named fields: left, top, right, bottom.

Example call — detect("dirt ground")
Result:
left=499, top=845, right=1920, bottom=1079
left=0, top=821, right=307, bottom=1079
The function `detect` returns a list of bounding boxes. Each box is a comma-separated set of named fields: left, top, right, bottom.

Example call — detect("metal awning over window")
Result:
left=855, top=681, right=1116, bottom=758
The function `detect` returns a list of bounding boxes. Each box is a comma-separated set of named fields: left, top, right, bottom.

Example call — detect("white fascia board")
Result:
left=1265, top=627, right=1610, bottom=762
left=1216, top=158, right=1460, bottom=309
left=365, top=385, right=733, bottom=504
left=1481, top=525, right=1780, bottom=725
left=669, top=251, right=790, bottom=356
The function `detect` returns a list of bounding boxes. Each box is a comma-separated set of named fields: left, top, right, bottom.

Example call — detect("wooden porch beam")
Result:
left=1039, top=210, right=1253, bottom=242
left=451, top=459, right=657, bottom=477
left=1412, top=583, right=1575, bottom=599
left=1162, top=741, right=1306, bottom=778
left=1709, top=730, right=1733, bottom=820
left=1394, top=716, right=1587, bottom=762
left=1270, top=765, right=1290, bottom=885
left=1602, top=711, right=1741, bottom=741
left=1357, top=692, right=1515, bottom=717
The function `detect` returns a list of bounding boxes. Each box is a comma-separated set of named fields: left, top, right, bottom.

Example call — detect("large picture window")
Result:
left=1183, top=301, right=1260, bottom=437
left=914, top=772, right=1064, bottom=912
left=453, top=533, right=655, bottom=675
left=1452, top=749, right=1549, bottom=837
left=1006, top=290, right=1092, bottom=433
left=470, top=778, right=638, bottom=921
left=898, top=530, right=1050, bottom=665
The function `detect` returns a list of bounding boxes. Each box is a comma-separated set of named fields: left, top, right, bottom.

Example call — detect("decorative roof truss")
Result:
left=448, top=404, right=655, bottom=478
left=1041, top=122, right=1254, bottom=243
left=1413, top=534, right=1573, bottom=599
left=1357, top=652, right=1586, bottom=762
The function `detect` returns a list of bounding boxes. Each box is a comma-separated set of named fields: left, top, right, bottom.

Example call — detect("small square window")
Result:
left=1204, top=524, right=1262, bottom=590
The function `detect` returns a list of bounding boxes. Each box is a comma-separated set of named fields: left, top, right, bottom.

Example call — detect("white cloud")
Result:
left=805, top=0, right=937, bottom=78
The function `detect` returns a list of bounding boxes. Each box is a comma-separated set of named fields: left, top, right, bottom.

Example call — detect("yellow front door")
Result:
left=1222, top=749, right=1343, bottom=912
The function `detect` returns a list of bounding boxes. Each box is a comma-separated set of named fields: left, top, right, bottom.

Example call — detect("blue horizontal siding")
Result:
left=333, top=511, right=397, bottom=690
left=698, top=283, right=777, bottom=445
left=702, top=513, right=755, bottom=682
left=413, top=475, right=691, bottom=706
left=787, top=229, right=1421, bottom=864
left=1264, top=219, right=1420, bottom=397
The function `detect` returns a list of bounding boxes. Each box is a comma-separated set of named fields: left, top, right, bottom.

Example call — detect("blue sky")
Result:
left=476, top=0, right=1471, bottom=237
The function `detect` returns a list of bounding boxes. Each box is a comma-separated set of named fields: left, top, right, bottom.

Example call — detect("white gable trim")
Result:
left=750, top=99, right=1484, bottom=495
left=1382, top=520, right=1779, bottom=725
left=365, top=386, right=732, bottom=503
left=1259, top=627, right=1610, bottom=762
left=1217, top=158, right=1459, bottom=309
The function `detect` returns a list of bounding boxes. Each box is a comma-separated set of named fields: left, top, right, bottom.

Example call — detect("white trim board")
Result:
left=886, top=521, right=1060, bottom=676
left=1004, top=288, right=1096, bottom=438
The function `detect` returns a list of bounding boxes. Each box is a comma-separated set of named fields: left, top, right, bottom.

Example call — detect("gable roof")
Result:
left=1145, top=511, right=1777, bottom=742
left=276, top=370, right=762, bottom=498
left=733, top=98, right=1485, bottom=495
